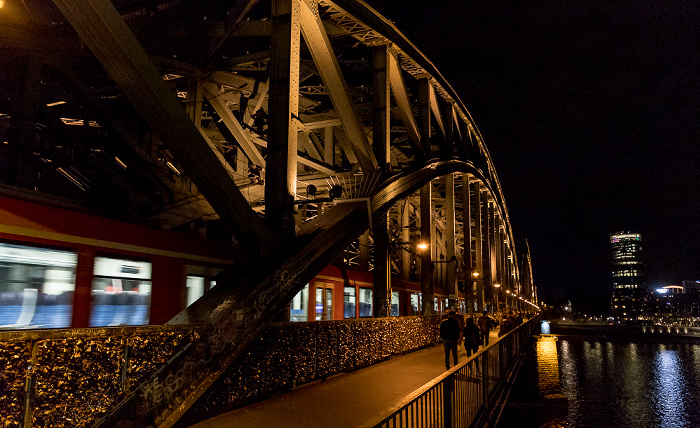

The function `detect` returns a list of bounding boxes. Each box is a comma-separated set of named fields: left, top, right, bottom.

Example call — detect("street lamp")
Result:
left=494, top=283, right=501, bottom=312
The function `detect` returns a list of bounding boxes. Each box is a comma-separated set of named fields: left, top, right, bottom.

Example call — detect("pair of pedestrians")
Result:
left=441, top=310, right=495, bottom=370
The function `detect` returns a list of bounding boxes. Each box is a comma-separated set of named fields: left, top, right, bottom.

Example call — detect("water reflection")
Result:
left=652, top=348, right=688, bottom=428
left=557, top=339, right=700, bottom=428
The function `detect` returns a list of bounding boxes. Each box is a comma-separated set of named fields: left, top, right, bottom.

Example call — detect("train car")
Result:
left=0, top=194, right=466, bottom=331
left=290, top=264, right=466, bottom=321
left=0, top=194, right=234, bottom=329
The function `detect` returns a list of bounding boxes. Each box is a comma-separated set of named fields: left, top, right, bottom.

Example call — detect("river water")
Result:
left=499, top=336, right=700, bottom=428
left=558, top=338, right=700, bottom=428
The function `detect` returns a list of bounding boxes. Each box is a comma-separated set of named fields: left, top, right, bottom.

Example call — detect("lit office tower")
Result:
left=610, top=232, right=644, bottom=323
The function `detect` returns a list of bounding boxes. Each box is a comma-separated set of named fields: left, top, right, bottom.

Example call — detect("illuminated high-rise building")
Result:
left=610, top=232, right=644, bottom=323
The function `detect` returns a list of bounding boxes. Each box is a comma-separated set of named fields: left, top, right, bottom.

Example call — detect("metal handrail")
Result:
left=372, top=317, right=539, bottom=428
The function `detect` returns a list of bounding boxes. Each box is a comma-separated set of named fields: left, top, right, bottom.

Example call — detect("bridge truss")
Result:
left=0, top=0, right=536, bottom=425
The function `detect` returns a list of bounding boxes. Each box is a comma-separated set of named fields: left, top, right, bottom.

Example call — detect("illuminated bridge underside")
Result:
left=1, top=0, right=528, bottom=425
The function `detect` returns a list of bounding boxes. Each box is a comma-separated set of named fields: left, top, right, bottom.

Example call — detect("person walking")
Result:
left=462, top=317, right=481, bottom=357
left=440, top=310, right=461, bottom=370
left=498, top=316, right=513, bottom=337
left=478, top=311, right=492, bottom=347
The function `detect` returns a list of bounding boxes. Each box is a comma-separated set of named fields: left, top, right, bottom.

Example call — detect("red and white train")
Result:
left=0, top=194, right=461, bottom=330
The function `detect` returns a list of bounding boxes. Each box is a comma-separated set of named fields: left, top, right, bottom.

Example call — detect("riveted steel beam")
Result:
left=51, top=0, right=274, bottom=258
left=267, top=0, right=302, bottom=239
left=203, top=84, right=266, bottom=168
left=388, top=50, right=424, bottom=158
left=298, top=0, right=378, bottom=174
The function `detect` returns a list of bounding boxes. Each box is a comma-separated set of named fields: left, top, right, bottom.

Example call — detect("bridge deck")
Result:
left=189, top=329, right=501, bottom=428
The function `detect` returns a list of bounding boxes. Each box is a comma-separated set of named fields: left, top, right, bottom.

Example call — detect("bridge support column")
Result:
left=446, top=173, right=457, bottom=310
left=482, top=192, right=492, bottom=312
left=373, top=45, right=391, bottom=176
left=489, top=200, right=498, bottom=312
left=373, top=213, right=391, bottom=317
left=420, top=182, right=435, bottom=315
left=372, top=44, right=392, bottom=317
left=267, top=0, right=301, bottom=241
left=473, top=182, right=484, bottom=312
left=418, top=78, right=433, bottom=158
left=494, top=215, right=502, bottom=312
left=462, top=173, right=475, bottom=312
left=359, top=231, right=370, bottom=271
left=401, top=199, right=412, bottom=280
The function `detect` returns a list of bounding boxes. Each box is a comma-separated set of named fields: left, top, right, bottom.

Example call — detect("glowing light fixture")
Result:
left=166, top=161, right=181, bottom=175
left=416, top=242, right=428, bottom=250
left=46, top=101, right=67, bottom=107
left=472, top=271, right=479, bottom=278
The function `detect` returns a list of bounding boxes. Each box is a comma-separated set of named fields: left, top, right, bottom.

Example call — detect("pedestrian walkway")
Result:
left=189, top=329, right=501, bottom=428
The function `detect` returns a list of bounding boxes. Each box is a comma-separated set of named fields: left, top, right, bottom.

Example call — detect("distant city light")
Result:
left=656, top=288, right=668, bottom=294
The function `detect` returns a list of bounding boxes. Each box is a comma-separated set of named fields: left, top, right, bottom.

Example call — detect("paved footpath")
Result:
left=189, top=329, right=500, bottom=428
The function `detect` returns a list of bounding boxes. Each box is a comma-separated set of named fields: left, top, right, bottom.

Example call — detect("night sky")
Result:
left=367, top=0, right=700, bottom=312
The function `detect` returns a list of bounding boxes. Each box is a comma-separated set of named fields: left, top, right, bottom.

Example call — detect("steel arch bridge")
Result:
left=0, top=0, right=536, bottom=425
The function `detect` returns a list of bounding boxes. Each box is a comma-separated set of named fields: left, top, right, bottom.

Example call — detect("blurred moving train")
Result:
left=0, top=194, right=460, bottom=330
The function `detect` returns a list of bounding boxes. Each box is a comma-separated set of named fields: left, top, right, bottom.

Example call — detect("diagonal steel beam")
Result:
left=388, top=50, right=425, bottom=158
left=298, top=0, right=378, bottom=175
left=51, top=0, right=276, bottom=257
left=202, top=84, right=266, bottom=167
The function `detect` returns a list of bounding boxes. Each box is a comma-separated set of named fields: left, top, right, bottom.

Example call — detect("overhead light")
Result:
left=166, top=161, right=181, bottom=175
left=57, top=167, right=86, bottom=191
left=416, top=242, right=428, bottom=250
left=115, top=157, right=127, bottom=169
left=46, top=101, right=67, bottom=107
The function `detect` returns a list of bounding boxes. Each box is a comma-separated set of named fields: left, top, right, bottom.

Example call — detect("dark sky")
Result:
left=366, top=0, right=700, bottom=310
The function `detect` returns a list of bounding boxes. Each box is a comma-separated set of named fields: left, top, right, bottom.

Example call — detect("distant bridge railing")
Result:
left=372, top=316, right=539, bottom=428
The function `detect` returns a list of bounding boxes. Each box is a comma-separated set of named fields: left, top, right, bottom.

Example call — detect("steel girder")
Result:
left=9, top=0, right=531, bottom=425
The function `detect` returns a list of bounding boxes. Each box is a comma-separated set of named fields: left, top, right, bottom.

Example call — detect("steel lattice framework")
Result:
left=0, top=0, right=536, bottom=425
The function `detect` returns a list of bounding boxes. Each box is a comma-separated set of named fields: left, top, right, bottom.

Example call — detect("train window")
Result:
left=410, top=293, right=421, bottom=315
left=290, top=284, right=309, bottom=322
left=390, top=291, right=399, bottom=316
left=344, top=286, right=356, bottom=318
left=90, top=257, right=151, bottom=327
left=186, top=276, right=205, bottom=306
left=315, top=287, right=333, bottom=321
left=0, top=242, right=76, bottom=329
left=359, top=288, right=373, bottom=317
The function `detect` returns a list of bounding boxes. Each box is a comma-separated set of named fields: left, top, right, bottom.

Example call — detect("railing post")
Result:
left=481, top=348, right=489, bottom=410
left=443, top=375, right=454, bottom=427
left=121, top=337, right=131, bottom=393
left=22, top=339, right=38, bottom=428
